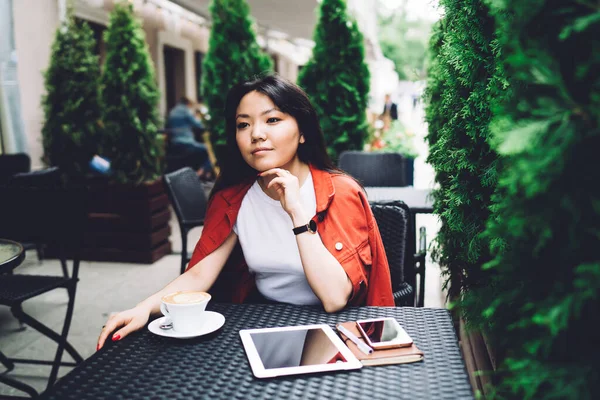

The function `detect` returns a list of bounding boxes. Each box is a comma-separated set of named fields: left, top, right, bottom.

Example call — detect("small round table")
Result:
left=0, top=238, right=25, bottom=274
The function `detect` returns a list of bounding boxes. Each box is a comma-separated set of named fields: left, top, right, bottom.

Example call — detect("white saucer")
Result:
left=148, top=312, right=225, bottom=339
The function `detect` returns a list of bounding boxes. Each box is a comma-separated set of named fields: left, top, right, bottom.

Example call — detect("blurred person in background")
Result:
left=380, top=94, right=398, bottom=131
left=166, top=97, right=214, bottom=180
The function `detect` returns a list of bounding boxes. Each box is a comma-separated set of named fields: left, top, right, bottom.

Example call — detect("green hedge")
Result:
left=481, top=1, right=600, bottom=398
left=298, top=0, right=370, bottom=162
left=428, top=0, right=600, bottom=398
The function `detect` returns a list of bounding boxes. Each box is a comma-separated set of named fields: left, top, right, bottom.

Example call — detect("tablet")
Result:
left=240, top=324, right=363, bottom=378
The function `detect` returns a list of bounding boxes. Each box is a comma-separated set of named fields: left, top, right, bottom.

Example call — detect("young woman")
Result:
left=97, top=74, right=393, bottom=350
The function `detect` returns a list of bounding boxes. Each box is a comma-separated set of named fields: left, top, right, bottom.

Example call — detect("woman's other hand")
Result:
left=96, top=306, right=151, bottom=351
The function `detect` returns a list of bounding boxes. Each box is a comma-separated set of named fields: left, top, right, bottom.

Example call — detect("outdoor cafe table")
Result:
left=365, top=187, right=434, bottom=214
left=44, top=303, right=473, bottom=400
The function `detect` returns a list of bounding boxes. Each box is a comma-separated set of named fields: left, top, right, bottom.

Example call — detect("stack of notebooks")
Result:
left=336, top=321, right=424, bottom=366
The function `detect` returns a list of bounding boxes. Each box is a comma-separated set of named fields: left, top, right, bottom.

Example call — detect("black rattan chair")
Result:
left=0, top=153, right=31, bottom=186
left=0, top=182, right=87, bottom=397
left=163, top=167, right=208, bottom=274
left=339, top=151, right=407, bottom=187
left=8, top=167, right=63, bottom=267
left=371, top=200, right=427, bottom=307
left=0, top=154, right=47, bottom=264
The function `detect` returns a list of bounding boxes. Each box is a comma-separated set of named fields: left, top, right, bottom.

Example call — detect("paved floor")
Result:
left=0, top=99, right=446, bottom=397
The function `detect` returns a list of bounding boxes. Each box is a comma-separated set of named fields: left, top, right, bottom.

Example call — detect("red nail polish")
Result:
left=96, top=344, right=100, bottom=351
left=112, top=334, right=120, bottom=341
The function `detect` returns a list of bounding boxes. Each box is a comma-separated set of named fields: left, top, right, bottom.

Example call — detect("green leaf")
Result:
left=559, top=12, right=600, bottom=40
left=495, top=119, right=551, bottom=155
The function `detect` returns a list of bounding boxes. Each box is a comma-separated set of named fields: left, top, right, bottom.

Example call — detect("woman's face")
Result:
left=235, top=91, right=305, bottom=172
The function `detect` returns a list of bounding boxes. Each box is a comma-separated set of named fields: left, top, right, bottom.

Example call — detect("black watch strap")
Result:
left=293, top=219, right=317, bottom=235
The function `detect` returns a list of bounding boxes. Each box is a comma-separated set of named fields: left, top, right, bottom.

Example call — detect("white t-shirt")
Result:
left=233, top=172, right=321, bottom=305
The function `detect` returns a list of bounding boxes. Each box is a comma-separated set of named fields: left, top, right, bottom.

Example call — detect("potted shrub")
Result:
left=374, top=120, right=419, bottom=186
left=84, top=1, right=170, bottom=263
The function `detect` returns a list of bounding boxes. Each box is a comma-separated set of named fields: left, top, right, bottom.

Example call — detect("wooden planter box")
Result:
left=49, top=178, right=172, bottom=264
left=458, top=318, right=497, bottom=398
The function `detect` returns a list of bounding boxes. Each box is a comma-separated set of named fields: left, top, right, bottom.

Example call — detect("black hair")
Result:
left=211, top=73, right=341, bottom=196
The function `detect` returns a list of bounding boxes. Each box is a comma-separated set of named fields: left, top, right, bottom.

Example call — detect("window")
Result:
left=270, top=53, right=279, bottom=73
left=76, top=18, right=106, bottom=67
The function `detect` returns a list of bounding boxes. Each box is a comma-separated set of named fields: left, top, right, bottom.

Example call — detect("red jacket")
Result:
left=187, top=165, right=394, bottom=307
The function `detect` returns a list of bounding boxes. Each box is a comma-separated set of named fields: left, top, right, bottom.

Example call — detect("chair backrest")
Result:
left=370, top=201, right=411, bottom=292
left=163, top=167, right=208, bottom=227
left=0, top=153, right=31, bottom=186
left=8, top=167, right=62, bottom=188
left=339, top=151, right=407, bottom=187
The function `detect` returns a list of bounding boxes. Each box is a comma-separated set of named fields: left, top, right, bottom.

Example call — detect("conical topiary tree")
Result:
left=424, top=18, right=455, bottom=296
left=481, top=1, right=600, bottom=398
left=42, top=12, right=102, bottom=178
left=202, top=0, right=273, bottom=150
left=298, top=0, right=370, bottom=161
left=101, top=2, right=162, bottom=184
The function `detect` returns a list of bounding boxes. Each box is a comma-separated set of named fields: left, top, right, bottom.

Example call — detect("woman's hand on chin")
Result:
left=259, top=168, right=303, bottom=216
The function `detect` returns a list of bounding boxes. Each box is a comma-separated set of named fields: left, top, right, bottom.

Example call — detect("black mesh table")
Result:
left=365, top=187, right=433, bottom=214
left=44, top=304, right=472, bottom=399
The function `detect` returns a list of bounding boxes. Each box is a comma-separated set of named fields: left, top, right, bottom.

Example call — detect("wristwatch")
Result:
left=292, top=219, right=318, bottom=235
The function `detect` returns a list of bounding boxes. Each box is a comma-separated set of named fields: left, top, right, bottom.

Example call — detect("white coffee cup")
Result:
left=160, top=291, right=211, bottom=333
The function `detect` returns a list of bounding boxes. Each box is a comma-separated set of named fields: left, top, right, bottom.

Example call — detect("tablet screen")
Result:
left=250, top=327, right=347, bottom=369
left=240, top=324, right=362, bottom=378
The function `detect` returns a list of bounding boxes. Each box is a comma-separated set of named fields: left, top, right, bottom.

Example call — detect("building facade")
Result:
left=2, top=0, right=396, bottom=168
left=4, top=0, right=310, bottom=167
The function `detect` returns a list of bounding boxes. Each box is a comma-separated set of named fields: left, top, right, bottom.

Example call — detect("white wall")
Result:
left=12, top=0, right=59, bottom=168
left=157, top=30, right=196, bottom=116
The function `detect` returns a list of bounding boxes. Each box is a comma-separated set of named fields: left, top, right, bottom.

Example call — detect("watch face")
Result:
left=308, top=219, right=317, bottom=233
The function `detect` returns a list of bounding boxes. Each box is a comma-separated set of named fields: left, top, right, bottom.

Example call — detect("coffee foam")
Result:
left=163, top=291, right=209, bottom=304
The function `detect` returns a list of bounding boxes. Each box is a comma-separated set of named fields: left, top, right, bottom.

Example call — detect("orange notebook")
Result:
left=336, top=321, right=424, bottom=366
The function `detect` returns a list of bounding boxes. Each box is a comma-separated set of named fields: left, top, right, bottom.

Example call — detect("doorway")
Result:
left=163, top=45, right=186, bottom=117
